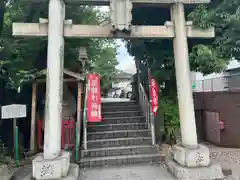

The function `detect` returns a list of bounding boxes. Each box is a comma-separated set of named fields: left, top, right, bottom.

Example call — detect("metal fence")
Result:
left=193, top=73, right=240, bottom=92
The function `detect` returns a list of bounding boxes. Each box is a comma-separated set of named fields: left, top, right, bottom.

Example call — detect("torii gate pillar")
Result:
left=166, top=3, right=223, bottom=180
left=32, top=0, right=79, bottom=179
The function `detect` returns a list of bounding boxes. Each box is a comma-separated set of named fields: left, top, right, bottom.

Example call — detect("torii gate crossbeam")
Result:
left=13, top=21, right=214, bottom=38
left=20, top=0, right=211, bottom=5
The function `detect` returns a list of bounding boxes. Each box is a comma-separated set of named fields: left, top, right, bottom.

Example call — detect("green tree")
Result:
left=127, top=3, right=237, bottom=97
left=88, top=39, right=118, bottom=93
left=189, top=0, right=240, bottom=67
left=0, top=1, right=117, bottom=90
left=127, top=3, right=239, bottom=142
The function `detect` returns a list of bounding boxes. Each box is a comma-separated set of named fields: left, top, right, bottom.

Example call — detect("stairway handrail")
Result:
left=138, top=82, right=156, bottom=145
left=83, top=76, right=89, bottom=150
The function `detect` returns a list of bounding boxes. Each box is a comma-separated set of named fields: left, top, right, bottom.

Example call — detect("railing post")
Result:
left=136, top=59, right=141, bottom=102
left=150, top=111, right=156, bottom=145
left=83, top=78, right=88, bottom=150
left=203, top=80, right=205, bottom=92
left=211, top=78, right=213, bottom=91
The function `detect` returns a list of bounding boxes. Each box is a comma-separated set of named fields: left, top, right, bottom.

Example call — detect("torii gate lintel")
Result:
left=13, top=20, right=215, bottom=39
left=20, top=0, right=212, bottom=5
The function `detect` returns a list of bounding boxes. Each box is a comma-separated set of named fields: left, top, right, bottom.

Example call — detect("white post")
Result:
left=171, top=3, right=198, bottom=148
left=43, top=0, right=65, bottom=159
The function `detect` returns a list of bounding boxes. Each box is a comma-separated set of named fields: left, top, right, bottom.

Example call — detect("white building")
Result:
left=193, top=60, right=240, bottom=92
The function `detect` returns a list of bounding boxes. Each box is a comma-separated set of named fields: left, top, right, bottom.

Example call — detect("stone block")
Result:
left=172, top=144, right=210, bottom=167
left=32, top=151, right=70, bottom=180
left=167, top=160, right=224, bottom=180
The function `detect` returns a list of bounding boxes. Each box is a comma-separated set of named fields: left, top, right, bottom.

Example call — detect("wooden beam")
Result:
left=76, top=82, right=83, bottom=155
left=36, top=78, right=79, bottom=83
left=19, top=0, right=211, bottom=5
left=30, top=82, right=37, bottom=152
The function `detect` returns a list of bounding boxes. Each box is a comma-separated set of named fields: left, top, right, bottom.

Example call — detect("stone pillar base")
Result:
left=166, top=144, right=224, bottom=180
left=32, top=151, right=79, bottom=180
left=167, top=160, right=224, bottom=180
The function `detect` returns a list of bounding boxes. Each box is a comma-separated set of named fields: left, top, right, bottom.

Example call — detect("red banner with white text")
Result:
left=87, top=73, right=102, bottom=122
left=150, top=76, right=159, bottom=117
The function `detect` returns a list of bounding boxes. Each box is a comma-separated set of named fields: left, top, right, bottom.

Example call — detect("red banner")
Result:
left=87, top=73, right=102, bottom=122
left=150, top=76, right=159, bottom=117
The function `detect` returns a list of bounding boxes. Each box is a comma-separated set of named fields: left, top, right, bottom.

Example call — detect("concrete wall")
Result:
left=193, top=91, right=240, bottom=148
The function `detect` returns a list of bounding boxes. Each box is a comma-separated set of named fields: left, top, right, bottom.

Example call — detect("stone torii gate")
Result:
left=12, top=0, right=223, bottom=179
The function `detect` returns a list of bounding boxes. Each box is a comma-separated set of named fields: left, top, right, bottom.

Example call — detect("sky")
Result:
left=115, top=39, right=135, bottom=73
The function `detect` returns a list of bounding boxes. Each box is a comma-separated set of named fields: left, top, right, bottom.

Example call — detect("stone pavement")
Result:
left=10, top=163, right=176, bottom=180
left=7, top=162, right=239, bottom=180
left=207, top=143, right=240, bottom=178
left=79, top=163, right=177, bottom=180
left=8, top=142, right=240, bottom=180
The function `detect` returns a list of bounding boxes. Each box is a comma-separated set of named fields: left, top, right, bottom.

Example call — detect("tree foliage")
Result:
left=127, top=2, right=240, bottom=96
left=0, top=1, right=117, bottom=90
left=189, top=0, right=240, bottom=67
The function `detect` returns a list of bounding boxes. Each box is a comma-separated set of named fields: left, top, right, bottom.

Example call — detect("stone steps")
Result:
left=102, top=111, right=143, bottom=118
left=87, top=122, right=148, bottom=132
left=87, top=129, right=151, bottom=140
left=102, top=105, right=140, bottom=112
left=102, top=101, right=137, bottom=107
left=90, top=116, right=146, bottom=124
left=102, top=103, right=139, bottom=112
left=80, top=101, right=162, bottom=168
left=79, top=153, right=162, bottom=168
left=87, top=137, right=152, bottom=149
left=81, top=145, right=159, bottom=158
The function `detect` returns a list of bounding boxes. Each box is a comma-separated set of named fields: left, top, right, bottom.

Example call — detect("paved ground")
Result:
left=9, top=163, right=177, bottom=180
left=206, top=143, right=240, bottom=178
left=8, top=143, right=240, bottom=180
left=79, top=164, right=176, bottom=180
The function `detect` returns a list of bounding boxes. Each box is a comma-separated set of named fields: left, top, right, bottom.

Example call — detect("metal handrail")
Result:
left=83, top=77, right=89, bottom=150
left=138, top=83, right=156, bottom=145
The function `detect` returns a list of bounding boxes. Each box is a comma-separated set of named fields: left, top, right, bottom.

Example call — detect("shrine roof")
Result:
left=35, top=68, right=84, bottom=82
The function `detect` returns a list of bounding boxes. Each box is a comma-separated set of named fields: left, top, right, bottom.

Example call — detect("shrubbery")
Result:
left=159, top=97, right=180, bottom=145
